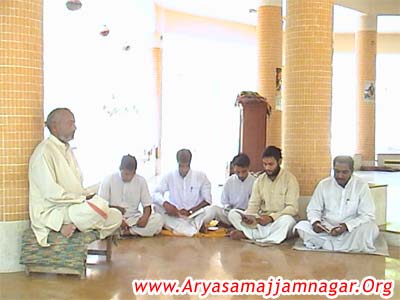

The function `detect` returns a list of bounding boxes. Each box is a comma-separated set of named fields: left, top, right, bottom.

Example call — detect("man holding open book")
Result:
left=294, top=156, right=379, bottom=253
left=152, top=149, right=211, bottom=236
left=228, top=146, right=299, bottom=244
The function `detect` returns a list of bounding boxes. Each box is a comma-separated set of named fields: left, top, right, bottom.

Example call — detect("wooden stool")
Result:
left=87, top=234, right=115, bottom=262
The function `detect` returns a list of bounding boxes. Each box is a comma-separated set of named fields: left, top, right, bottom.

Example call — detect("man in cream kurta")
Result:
left=29, top=108, right=122, bottom=247
left=228, top=146, right=299, bottom=244
left=202, top=153, right=256, bottom=227
left=294, top=156, right=379, bottom=253
left=99, top=155, right=163, bottom=237
left=152, top=149, right=212, bottom=236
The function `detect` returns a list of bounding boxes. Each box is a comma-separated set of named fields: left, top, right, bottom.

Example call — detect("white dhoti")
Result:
left=68, top=196, right=123, bottom=239
left=228, top=209, right=296, bottom=244
left=294, top=220, right=379, bottom=253
left=154, top=204, right=205, bottom=237
left=202, top=206, right=232, bottom=226
left=126, top=213, right=164, bottom=237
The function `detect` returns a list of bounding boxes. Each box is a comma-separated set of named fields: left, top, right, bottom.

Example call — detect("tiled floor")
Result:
left=1, top=237, right=399, bottom=300
left=1, top=170, right=399, bottom=300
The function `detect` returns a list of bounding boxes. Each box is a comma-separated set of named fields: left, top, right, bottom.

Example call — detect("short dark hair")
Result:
left=120, top=154, right=137, bottom=171
left=232, top=153, right=250, bottom=168
left=262, top=146, right=282, bottom=161
left=45, top=108, right=73, bottom=133
left=176, top=149, right=192, bottom=164
left=333, top=155, right=354, bottom=171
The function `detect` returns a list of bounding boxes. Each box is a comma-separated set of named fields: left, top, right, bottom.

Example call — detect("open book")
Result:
left=187, top=207, right=206, bottom=219
left=237, top=211, right=258, bottom=229
left=316, top=223, right=341, bottom=235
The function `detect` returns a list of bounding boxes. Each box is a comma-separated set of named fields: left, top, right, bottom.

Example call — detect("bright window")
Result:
left=43, top=0, right=156, bottom=186
left=161, top=33, right=257, bottom=187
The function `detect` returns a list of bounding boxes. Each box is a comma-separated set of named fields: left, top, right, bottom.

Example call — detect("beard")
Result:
left=266, top=166, right=280, bottom=178
left=58, top=132, right=74, bottom=143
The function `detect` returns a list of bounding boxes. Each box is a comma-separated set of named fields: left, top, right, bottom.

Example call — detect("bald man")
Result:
left=152, top=149, right=212, bottom=236
left=29, top=108, right=122, bottom=247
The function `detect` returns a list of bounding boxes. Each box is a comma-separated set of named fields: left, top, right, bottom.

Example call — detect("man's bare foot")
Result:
left=60, top=224, right=76, bottom=238
left=199, top=224, right=208, bottom=234
left=218, top=222, right=231, bottom=228
left=229, top=230, right=246, bottom=240
left=121, top=227, right=131, bottom=236
left=225, top=226, right=236, bottom=233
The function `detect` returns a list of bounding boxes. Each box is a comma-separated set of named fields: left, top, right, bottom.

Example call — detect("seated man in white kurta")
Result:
left=29, top=108, right=122, bottom=247
left=294, top=156, right=379, bottom=253
left=152, top=149, right=212, bottom=236
left=99, top=155, right=163, bottom=237
left=202, top=153, right=256, bottom=228
left=228, top=146, right=299, bottom=244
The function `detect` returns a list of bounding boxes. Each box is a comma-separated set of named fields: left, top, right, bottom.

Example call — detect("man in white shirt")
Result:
left=294, top=156, right=379, bottom=253
left=99, top=155, right=163, bottom=237
left=152, top=149, right=212, bottom=236
left=228, top=146, right=299, bottom=244
left=202, top=153, right=256, bottom=228
left=29, top=108, right=122, bottom=247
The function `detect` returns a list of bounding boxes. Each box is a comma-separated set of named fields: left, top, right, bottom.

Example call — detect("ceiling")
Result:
left=155, top=0, right=400, bottom=33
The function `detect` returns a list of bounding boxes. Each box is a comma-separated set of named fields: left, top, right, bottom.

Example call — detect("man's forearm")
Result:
left=142, top=205, right=152, bottom=217
left=190, top=200, right=209, bottom=213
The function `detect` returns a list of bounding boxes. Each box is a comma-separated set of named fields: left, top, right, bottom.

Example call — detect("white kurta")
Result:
left=29, top=135, right=122, bottom=247
left=152, top=169, right=212, bottom=236
left=294, top=175, right=379, bottom=253
left=153, top=169, right=212, bottom=209
left=98, top=172, right=163, bottom=236
left=228, top=168, right=299, bottom=244
left=203, top=173, right=256, bottom=225
left=221, top=173, right=256, bottom=210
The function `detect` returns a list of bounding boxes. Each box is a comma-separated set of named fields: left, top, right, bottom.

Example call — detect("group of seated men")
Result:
left=28, top=108, right=379, bottom=253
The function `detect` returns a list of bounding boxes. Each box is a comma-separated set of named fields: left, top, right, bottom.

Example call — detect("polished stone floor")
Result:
left=1, top=236, right=399, bottom=300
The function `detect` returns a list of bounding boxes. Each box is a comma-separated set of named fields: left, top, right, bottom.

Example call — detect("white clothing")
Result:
left=154, top=204, right=205, bottom=237
left=128, top=213, right=164, bottom=237
left=203, top=173, right=255, bottom=226
left=99, top=172, right=163, bottom=236
left=295, top=220, right=379, bottom=253
left=29, top=135, right=122, bottom=247
left=152, top=169, right=212, bottom=209
left=306, top=175, right=376, bottom=232
left=203, top=206, right=231, bottom=226
left=294, top=175, right=379, bottom=253
left=228, top=209, right=296, bottom=244
left=221, top=174, right=256, bottom=210
left=68, top=196, right=123, bottom=239
left=152, top=169, right=211, bottom=236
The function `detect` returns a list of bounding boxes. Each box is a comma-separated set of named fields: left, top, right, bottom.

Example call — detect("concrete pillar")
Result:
left=257, top=0, right=283, bottom=148
left=284, top=0, right=333, bottom=196
left=0, top=0, right=43, bottom=272
left=356, top=14, right=377, bottom=165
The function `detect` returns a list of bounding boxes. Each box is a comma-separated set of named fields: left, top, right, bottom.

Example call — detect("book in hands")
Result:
left=187, top=207, right=206, bottom=219
left=316, top=223, right=331, bottom=233
left=237, top=211, right=258, bottom=229
left=316, top=223, right=341, bottom=235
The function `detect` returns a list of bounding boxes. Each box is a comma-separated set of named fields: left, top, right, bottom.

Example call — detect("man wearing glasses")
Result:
left=294, top=156, right=379, bottom=253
